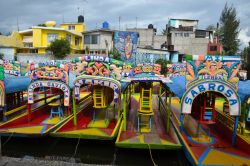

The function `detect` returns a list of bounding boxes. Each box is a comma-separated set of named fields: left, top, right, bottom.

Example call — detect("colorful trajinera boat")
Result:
left=0, top=60, right=30, bottom=122
left=52, top=56, right=124, bottom=140
left=168, top=55, right=250, bottom=165
left=115, top=63, right=181, bottom=149
left=0, top=61, right=78, bottom=136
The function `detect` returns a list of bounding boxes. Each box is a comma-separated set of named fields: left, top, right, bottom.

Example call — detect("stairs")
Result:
left=93, top=86, right=107, bottom=108
left=138, top=83, right=153, bottom=133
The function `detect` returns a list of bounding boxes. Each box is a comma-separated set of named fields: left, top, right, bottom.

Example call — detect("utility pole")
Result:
left=135, top=16, right=138, bottom=30
left=119, top=16, right=121, bottom=31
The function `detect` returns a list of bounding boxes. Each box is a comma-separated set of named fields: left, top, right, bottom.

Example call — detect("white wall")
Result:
left=0, top=48, right=15, bottom=60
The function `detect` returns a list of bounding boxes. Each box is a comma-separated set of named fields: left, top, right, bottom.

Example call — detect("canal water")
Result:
left=1, top=136, right=190, bottom=165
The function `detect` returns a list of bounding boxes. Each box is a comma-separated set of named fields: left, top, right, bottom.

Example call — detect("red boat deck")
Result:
left=170, top=97, right=250, bottom=165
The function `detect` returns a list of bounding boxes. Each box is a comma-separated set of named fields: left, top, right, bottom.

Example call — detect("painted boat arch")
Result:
left=28, top=80, right=70, bottom=106
left=181, top=79, right=241, bottom=116
left=74, top=75, right=121, bottom=103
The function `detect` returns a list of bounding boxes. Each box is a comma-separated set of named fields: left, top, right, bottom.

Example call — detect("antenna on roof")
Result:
left=62, top=14, right=65, bottom=23
left=119, top=16, right=121, bottom=31
left=17, top=16, right=19, bottom=31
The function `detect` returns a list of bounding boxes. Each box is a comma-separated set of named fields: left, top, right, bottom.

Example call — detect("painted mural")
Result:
left=121, top=63, right=171, bottom=83
left=167, top=63, right=186, bottom=78
left=114, top=31, right=138, bottom=63
left=185, top=55, right=241, bottom=89
left=72, top=55, right=132, bottom=81
left=133, top=63, right=161, bottom=75
left=74, top=75, right=121, bottom=103
left=3, top=60, right=21, bottom=76
left=0, top=61, right=4, bottom=107
left=29, top=61, right=69, bottom=84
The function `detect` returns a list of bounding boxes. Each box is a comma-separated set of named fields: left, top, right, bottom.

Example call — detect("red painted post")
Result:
left=27, top=104, right=31, bottom=122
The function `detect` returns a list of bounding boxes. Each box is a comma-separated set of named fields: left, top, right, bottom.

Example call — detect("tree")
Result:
left=109, top=48, right=121, bottom=60
left=155, top=58, right=171, bottom=75
left=242, top=44, right=250, bottom=79
left=37, top=23, right=46, bottom=27
left=0, top=53, right=4, bottom=60
left=47, top=38, right=71, bottom=59
left=219, top=3, right=240, bottom=55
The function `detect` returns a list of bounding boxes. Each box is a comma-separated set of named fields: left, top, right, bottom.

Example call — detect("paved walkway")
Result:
left=0, top=156, right=108, bottom=166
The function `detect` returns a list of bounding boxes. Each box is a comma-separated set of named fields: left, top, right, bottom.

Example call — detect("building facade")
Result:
left=0, top=16, right=86, bottom=57
left=167, top=18, right=213, bottom=55
left=18, top=19, right=85, bottom=54
left=127, top=25, right=167, bottom=50
left=82, top=29, right=114, bottom=55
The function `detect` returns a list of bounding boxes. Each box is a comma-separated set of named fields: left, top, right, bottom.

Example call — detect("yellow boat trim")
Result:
left=111, top=117, right=122, bottom=137
left=88, top=119, right=110, bottom=128
left=60, top=128, right=109, bottom=136
left=4, top=105, right=26, bottom=116
left=202, top=149, right=250, bottom=165
left=1, top=126, right=43, bottom=134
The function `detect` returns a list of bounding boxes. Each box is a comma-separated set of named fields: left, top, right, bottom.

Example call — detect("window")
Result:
left=184, top=33, right=190, bottom=37
left=92, top=35, right=98, bottom=44
left=84, top=35, right=91, bottom=44
left=47, top=33, right=58, bottom=43
left=75, top=37, right=80, bottom=46
left=175, top=32, right=183, bottom=37
left=84, top=35, right=99, bottom=44
left=68, top=25, right=75, bottom=30
left=66, top=34, right=71, bottom=44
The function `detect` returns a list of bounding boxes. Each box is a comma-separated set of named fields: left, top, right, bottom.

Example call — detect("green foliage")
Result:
left=155, top=58, right=172, bottom=75
left=109, top=48, right=122, bottom=61
left=0, top=66, right=4, bottom=81
left=37, top=23, right=46, bottom=27
left=85, top=45, right=90, bottom=54
left=0, top=53, right=4, bottom=60
left=219, top=3, right=240, bottom=55
left=47, top=38, right=71, bottom=59
left=206, top=24, right=221, bottom=37
left=241, top=46, right=250, bottom=79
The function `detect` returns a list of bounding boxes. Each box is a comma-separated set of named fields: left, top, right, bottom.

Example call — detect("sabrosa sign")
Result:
left=182, top=80, right=240, bottom=116
left=28, top=80, right=70, bottom=106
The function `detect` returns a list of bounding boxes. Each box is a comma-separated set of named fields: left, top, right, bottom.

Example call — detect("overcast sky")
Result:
left=0, top=0, right=249, bottom=48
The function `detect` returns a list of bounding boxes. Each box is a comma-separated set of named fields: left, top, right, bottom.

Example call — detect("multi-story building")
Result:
left=82, top=22, right=114, bottom=55
left=167, top=18, right=213, bottom=55
left=207, top=37, right=223, bottom=55
left=18, top=16, right=86, bottom=54
left=0, top=15, right=86, bottom=57
left=127, top=24, right=167, bottom=49
left=0, top=32, right=23, bottom=60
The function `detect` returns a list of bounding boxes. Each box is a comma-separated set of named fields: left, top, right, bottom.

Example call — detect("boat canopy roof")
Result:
left=238, top=80, right=250, bottom=103
left=166, top=76, right=250, bottom=104
left=165, top=76, right=186, bottom=99
left=4, top=76, right=30, bottom=94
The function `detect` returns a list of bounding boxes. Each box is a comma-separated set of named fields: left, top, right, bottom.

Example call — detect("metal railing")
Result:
left=215, top=110, right=243, bottom=134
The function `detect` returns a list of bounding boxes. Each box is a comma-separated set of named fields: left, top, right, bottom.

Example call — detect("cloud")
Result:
left=239, top=28, right=250, bottom=48
left=0, top=0, right=249, bottom=48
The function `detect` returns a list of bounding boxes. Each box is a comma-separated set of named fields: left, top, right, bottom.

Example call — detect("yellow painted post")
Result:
left=123, top=91, right=127, bottom=131
left=241, top=103, right=247, bottom=135
left=167, top=92, right=172, bottom=132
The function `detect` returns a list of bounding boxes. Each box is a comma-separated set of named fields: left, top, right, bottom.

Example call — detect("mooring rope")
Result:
left=70, top=136, right=81, bottom=161
left=2, top=132, right=14, bottom=147
left=147, top=144, right=158, bottom=166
